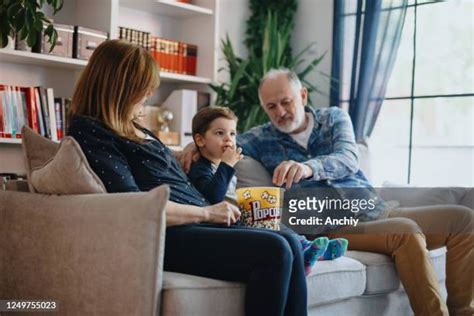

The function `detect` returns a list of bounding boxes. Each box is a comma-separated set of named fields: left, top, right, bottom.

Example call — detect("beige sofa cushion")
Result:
left=1, top=185, right=169, bottom=315
left=161, top=256, right=366, bottom=316
left=235, top=156, right=272, bottom=188
left=21, top=126, right=106, bottom=194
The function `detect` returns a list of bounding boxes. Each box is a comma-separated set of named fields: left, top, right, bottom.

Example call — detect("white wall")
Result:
left=216, top=0, right=250, bottom=83
left=292, top=0, right=334, bottom=108
left=217, top=0, right=333, bottom=108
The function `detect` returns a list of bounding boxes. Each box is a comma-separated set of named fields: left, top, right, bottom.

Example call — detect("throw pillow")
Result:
left=21, top=126, right=106, bottom=194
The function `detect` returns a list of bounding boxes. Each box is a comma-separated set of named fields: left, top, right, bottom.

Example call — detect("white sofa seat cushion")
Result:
left=161, top=272, right=245, bottom=316
left=161, top=257, right=366, bottom=315
left=345, top=247, right=447, bottom=295
left=306, top=256, right=366, bottom=306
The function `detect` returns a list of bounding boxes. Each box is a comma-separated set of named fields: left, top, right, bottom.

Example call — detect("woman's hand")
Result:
left=177, top=142, right=200, bottom=173
left=203, top=201, right=241, bottom=226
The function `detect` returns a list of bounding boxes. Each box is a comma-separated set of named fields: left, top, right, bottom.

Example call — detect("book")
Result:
left=0, top=84, right=72, bottom=141
left=46, top=88, right=58, bottom=141
left=37, top=87, right=51, bottom=139
left=34, top=87, right=46, bottom=136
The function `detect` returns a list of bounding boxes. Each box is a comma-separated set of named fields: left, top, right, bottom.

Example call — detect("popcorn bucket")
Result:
left=236, top=187, right=284, bottom=230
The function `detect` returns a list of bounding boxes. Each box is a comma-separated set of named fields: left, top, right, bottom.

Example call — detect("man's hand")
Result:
left=203, top=201, right=241, bottom=226
left=272, top=160, right=313, bottom=189
left=177, top=142, right=200, bottom=173
left=221, top=146, right=243, bottom=167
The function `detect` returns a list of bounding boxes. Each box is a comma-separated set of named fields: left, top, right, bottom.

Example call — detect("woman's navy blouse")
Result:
left=68, top=115, right=208, bottom=207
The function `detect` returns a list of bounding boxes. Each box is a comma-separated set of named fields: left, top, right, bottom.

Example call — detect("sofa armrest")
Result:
left=0, top=186, right=169, bottom=315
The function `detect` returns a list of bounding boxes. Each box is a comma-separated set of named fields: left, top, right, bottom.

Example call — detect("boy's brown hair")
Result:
left=192, top=106, right=238, bottom=137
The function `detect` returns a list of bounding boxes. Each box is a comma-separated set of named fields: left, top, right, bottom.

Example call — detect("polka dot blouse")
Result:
left=68, top=115, right=208, bottom=207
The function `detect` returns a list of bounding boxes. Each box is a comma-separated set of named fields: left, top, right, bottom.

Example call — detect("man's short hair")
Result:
left=258, top=68, right=303, bottom=105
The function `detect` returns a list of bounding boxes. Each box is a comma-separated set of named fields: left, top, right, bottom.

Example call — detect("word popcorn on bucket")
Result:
left=236, top=187, right=284, bottom=230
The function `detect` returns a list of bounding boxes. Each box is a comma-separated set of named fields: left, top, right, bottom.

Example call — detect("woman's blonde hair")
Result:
left=71, top=39, right=160, bottom=141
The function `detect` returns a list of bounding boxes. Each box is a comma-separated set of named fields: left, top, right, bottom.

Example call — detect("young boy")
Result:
left=189, top=106, right=348, bottom=275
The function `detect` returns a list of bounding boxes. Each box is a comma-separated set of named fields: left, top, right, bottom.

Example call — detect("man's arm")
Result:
left=303, top=107, right=359, bottom=181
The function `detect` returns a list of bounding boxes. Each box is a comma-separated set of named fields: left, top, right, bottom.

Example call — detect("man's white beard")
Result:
left=274, top=106, right=306, bottom=134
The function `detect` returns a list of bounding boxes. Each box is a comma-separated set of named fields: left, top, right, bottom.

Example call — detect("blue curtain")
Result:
left=331, top=0, right=408, bottom=141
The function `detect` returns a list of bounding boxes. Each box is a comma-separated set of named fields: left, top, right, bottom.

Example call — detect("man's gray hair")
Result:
left=258, top=68, right=303, bottom=105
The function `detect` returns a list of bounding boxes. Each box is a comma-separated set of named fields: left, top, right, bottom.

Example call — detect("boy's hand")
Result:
left=221, top=146, right=243, bottom=167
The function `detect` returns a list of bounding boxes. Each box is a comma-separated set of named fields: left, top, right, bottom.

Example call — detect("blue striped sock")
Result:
left=300, top=238, right=312, bottom=252
left=304, top=237, right=329, bottom=275
left=319, top=238, right=348, bottom=260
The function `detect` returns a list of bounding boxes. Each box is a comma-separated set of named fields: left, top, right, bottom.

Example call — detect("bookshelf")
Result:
left=0, top=50, right=212, bottom=84
left=0, top=0, right=219, bottom=173
left=0, top=49, right=88, bottom=70
left=0, top=138, right=21, bottom=145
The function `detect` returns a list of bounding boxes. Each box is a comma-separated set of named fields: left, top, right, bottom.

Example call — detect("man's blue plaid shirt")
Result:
left=237, top=106, right=385, bottom=221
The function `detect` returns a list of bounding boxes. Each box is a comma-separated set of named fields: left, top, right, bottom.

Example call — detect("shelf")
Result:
left=160, top=72, right=211, bottom=84
left=0, top=49, right=211, bottom=84
left=120, top=0, right=213, bottom=17
left=0, top=138, right=22, bottom=145
left=0, top=49, right=87, bottom=70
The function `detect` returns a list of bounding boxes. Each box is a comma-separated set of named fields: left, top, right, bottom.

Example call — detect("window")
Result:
left=365, top=0, right=473, bottom=186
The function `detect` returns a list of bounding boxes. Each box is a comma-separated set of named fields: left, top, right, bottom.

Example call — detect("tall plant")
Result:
left=211, top=8, right=324, bottom=132
left=245, top=0, right=297, bottom=61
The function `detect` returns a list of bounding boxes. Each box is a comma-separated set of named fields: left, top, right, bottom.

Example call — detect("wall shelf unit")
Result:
left=0, top=0, right=219, bottom=173
left=0, top=138, right=22, bottom=145
left=0, top=49, right=88, bottom=70
left=0, top=49, right=212, bottom=84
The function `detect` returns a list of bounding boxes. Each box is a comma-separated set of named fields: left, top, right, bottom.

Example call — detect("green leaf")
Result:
left=228, top=61, right=249, bottom=99
left=25, top=7, right=34, bottom=31
left=298, top=52, right=326, bottom=79
left=10, top=8, right=25, bottom=32
left=7, top=2, right=22, bottom=21
left=52, top=0, right=64, bottom=14
left=0, top=33, right=9, bottom=48
left=18, top=24, right=28, bottom=40
left=33, top=12, right=44, bottom=31
left=46, top=28, right=58, bottom=51
left=26, top=27, right=36, bottom=47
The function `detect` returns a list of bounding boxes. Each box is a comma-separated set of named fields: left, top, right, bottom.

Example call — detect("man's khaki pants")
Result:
left=327, top=205, right=474, bottom=316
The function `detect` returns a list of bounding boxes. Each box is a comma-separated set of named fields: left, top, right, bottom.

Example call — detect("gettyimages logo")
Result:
left=282, top=187, right=383, bottom=234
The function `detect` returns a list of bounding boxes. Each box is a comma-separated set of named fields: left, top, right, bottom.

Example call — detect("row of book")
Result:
left=118, top=27, right=151, bottom=51
left=118, top=26, right=198, bottom=76
left=150, top=37, right=197, bottom=75
left=0, top=85, right=71, bottom=141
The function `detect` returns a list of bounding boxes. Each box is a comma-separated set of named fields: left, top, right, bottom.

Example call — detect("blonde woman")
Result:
left=68, top=40, right=308, bottom=316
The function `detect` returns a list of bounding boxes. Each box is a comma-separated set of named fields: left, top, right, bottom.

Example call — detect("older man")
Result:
left=235, top=68, right=473, bottom=316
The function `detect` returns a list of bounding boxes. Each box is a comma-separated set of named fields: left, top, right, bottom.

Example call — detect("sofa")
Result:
left=1, top=128, right=472, bottom=315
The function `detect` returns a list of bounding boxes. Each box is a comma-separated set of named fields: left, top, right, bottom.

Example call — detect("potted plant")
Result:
left=0, top=0, right=63, bottom=51
left=210, top=0, right=326, bottom=132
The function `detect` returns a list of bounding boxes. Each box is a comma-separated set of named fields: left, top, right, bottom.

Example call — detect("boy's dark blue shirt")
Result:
left=188, top=156, right=236, bottom=204
left=68, top=115, right=208, bottom=206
